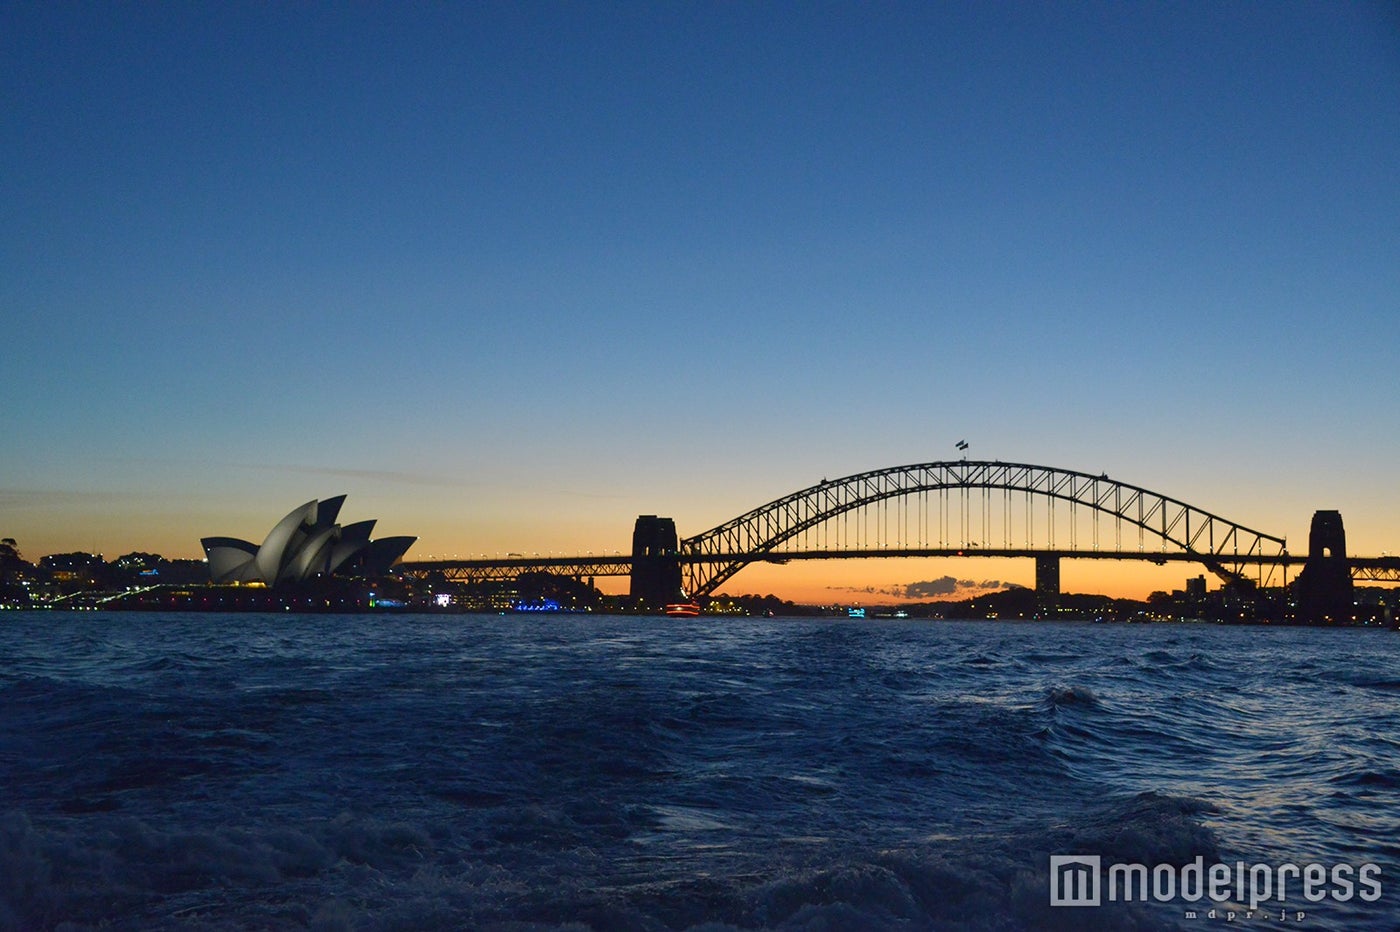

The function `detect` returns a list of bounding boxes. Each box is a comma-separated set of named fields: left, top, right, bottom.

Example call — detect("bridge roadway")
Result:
left=397, top=550, right=1400, bottom=585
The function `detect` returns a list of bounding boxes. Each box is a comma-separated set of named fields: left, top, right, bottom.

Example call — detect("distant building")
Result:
left=202, top=496, right=415, bottom=586
left=39, top=552, right=106, bottom=585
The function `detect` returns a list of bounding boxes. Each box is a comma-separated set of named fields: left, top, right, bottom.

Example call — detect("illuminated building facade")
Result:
left=202, top=496, right=415, bottom=586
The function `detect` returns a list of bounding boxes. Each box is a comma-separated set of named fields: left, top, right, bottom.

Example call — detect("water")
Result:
left=1, top=612, right=1398, bottom=931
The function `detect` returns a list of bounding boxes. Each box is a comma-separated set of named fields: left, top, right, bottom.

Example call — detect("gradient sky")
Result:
left=4, top=2, right=1398, bottom=602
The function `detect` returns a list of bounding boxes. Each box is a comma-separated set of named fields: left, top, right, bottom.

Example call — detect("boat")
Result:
left=665, top=602, right=701, bottom=617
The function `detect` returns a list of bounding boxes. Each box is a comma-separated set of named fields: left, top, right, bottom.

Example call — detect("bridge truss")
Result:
left=1350, top=557, right=1400, bottom=583
left=679, top=460, right=1290, bottom=597
left=400, top=554, right=632, bottom=584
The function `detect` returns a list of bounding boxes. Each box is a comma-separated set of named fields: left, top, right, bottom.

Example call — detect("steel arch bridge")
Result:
left=677, top=460, right=1289, bottom=597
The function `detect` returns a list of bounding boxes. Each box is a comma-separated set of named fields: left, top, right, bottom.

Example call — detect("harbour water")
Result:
left=1, top=612, right=1398, bottom=930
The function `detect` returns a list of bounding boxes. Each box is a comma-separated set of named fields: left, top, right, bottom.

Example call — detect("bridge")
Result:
left=397, top=460, right=1399, bottom=615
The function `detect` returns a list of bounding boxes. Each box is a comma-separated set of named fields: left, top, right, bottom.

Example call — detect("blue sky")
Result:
left=4, top=2, right=1398, bottom=598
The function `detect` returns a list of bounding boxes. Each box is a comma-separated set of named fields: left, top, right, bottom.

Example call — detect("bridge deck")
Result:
left=397, top=551, right=1400, bottom=582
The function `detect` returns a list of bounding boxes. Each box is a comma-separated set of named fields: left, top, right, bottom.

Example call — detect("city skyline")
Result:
left=4, top=3, right=1398, bottom=603
left=2, top=455, right=1387, bottom=606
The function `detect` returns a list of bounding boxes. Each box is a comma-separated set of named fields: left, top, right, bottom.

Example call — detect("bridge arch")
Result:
left=680, top=460, right=1288, bottom=597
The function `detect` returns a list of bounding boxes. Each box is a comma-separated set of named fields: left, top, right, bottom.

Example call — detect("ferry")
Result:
left=665, top=602, right=702, bottom=617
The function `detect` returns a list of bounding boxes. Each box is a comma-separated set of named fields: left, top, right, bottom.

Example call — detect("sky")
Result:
left=4, top=1, right=1398, bottom=603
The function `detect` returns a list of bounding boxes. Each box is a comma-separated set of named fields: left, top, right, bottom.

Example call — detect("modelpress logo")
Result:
left=1049, top=854, right=1383, bottom=911
left=1050, top=855, right=1101, bottom=906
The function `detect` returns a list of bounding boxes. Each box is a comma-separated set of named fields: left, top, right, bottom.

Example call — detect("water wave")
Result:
left=0, top=613, right=1397, bottom=930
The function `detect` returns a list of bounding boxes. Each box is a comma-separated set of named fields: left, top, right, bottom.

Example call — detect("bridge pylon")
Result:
left=1293, top=510, right=1354, bottom=623
left=630, top=515, right=682, bottom=609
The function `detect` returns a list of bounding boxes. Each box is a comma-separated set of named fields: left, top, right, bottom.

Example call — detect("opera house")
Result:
left=202, top=496, right=415, bottom=586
